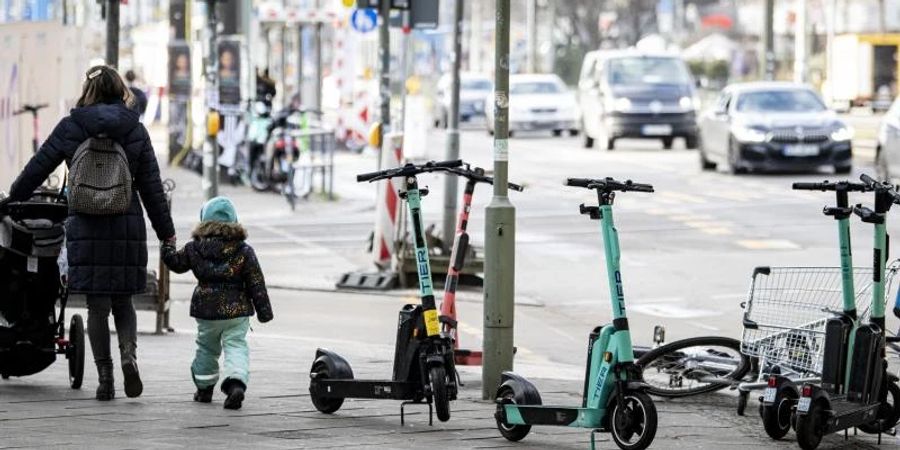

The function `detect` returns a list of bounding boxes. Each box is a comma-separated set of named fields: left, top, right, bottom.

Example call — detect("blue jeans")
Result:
left=192, top=317, right=250, bottom=389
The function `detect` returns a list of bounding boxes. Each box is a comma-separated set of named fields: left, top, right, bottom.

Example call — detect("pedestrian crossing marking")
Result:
left=658, top=191, right=707, bottom=204
left=736, top=239, right=801, bottom=250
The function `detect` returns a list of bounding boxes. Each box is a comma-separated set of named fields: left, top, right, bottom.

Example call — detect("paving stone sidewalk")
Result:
left=2, top=292, right=895, bottom=449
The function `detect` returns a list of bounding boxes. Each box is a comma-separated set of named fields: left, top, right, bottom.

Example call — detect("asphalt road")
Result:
left=154, top=113, right=899, bottom=377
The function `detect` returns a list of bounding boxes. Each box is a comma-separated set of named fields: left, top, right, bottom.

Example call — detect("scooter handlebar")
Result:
left=792, top=180, right=870, bottom=192
left=565, top=177, right=654, bottom=193
left=858, top=174, right=900, bottom=203
left=356, top=160, right=463, bottom=183
left=433, top=159, right=463, bottom=169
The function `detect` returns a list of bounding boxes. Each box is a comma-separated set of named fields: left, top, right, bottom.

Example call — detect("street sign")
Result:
left=388, top=0, right=439, bottom=30
left=350, top=8, right=378, bottom=33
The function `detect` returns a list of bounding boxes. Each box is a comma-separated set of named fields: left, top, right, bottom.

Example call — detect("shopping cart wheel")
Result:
left=67, top=314, right=85, bottom=389
left=737, top=390, right=749, bottom=416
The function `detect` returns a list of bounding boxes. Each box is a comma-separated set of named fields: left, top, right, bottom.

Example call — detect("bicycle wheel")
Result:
left=637, top=336, right=751, bottom=398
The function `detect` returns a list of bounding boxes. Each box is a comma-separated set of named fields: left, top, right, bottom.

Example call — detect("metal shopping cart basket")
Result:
left=741, top=263, right=899, bottom=377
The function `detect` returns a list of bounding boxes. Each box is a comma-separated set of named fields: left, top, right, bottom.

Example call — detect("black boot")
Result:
left=194, top=386, right=214, bottom=403
left=121, top=359, right=143, bottom=398
left=222, top=379, right=246, bottom=410
left=96, top=362, right=115, bottom=401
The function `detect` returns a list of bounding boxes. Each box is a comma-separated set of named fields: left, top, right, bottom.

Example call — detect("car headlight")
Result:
left=679, top=96, right=693, bottom=111
left=830, top=126, right=854, bottom=142
left=613, top=97, right=632, bottom=112
left=732, top=125, right=769, bottom=143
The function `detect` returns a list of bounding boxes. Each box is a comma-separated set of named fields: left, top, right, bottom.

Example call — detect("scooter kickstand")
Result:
left=590, top=429, right=602, bottom=450
left=399, top=401, right=434, bottom=427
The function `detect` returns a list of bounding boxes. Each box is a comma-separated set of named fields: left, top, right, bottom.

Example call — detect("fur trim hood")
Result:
left=192, top=221, right=248, bottom=241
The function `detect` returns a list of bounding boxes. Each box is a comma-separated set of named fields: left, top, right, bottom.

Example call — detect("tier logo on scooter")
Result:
left=417, top=249, right=431, bottom=290
left=614, top=271, right=626, bottom=315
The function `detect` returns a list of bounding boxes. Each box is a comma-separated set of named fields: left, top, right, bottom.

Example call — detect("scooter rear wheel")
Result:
left=495, top=384, right=532, bottom=442
left=429, top=366, right=451, bottom=422
left=794, top=401, right=826, bottom=450
left=761, top=387, right=797, bottom=440
left=310, top=361, right=346, bottom=414
left=609, top=391, right=658, bottom=450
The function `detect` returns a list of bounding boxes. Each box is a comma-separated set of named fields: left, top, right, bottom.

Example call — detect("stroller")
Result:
left=0, top=189, right=84, bottom=388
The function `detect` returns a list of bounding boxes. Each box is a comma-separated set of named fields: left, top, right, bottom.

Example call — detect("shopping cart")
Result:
left=736, top=262, right=900, bottom=411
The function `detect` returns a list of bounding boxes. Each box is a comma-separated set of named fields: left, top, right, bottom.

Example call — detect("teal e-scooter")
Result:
left=759, top=179, right=872, bottom=440
left=794, top=174, right=900, bottom=449
left=494, top=177, right=658, bottom=450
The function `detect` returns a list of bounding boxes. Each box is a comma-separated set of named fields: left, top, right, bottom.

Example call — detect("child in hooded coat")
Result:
left=161, top=197, right=273, bottom=409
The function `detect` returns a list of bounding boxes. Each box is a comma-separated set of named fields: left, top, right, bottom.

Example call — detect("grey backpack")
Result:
left=67, top=136, right=132, bottom=215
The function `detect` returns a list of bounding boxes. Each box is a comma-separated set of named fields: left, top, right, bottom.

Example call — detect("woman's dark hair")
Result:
left=76, top=65, right=134, bottom=108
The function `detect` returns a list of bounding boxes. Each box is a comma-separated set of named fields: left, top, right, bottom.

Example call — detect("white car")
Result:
left=485, top=74, right=579, bottom=137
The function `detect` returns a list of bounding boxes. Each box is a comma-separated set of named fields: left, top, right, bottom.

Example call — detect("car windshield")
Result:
left=736, top=90, right=826, bottom=112
left=606, top=57, right=692, bottom=85
left=462, top=79, right=492, bottom=90
left=510, top=81, right=563, bottom=95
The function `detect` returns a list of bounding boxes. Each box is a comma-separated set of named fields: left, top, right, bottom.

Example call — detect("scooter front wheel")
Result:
left=495, top=384, right=533, bottom=441
left=429, top=366, right=451, bottom=422
left=794, top=402, right=826, bottom=450
left=309, top=361, right=346, bottom=414
left=858, top=380, right=900, bottom=434
left=609, top=391, right=657, bottom=450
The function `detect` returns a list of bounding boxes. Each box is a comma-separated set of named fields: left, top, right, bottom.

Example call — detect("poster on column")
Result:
left=168, top=41, right=191, bottom=100
left=218, top=38, right=242, bottom=108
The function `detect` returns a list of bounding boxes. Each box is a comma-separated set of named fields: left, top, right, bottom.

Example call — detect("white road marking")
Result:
left=736, top=239, right=801, bottom=250
left=630, top=303, right=723, bottom=319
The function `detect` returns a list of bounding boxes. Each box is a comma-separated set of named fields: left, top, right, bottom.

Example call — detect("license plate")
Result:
left=641, top=124, right=672, bottom=136
left=763, top=387, right=777, bottom=403
left=783, top=144, right=820, bottom=157
left=797, top=396, right=812, bottom=413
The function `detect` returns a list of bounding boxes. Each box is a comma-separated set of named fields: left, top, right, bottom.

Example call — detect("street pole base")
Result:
left=335, top=270, right=398, bottom=290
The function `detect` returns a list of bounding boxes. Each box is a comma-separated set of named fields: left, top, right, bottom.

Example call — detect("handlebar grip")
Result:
left=860, top=173, right=877, bottom=187
left=565, top=178, right=592, bottom=188
left=433, top=159, right=463, bottom=169
left=792, top=182, right=828, bottom=191
left=357, top=170, right=383, bottom=182
left=627, top=183, right=654, bottom=193
left=508, top=182, right=525, bottom=192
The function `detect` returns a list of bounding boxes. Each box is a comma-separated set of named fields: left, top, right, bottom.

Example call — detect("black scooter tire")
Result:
left=636, top=336, right=750, bottom=398
left=249, top=158, right=272, bottom=192
left=310, top=361, right=346, bottom=414
left=430, top=366, right=451, bottom=422
left=794, top=402, right=826, bottom=450
left=610, top=391, right=658, bottom=450
left=761, top=387, right=797, bottom=440
left=858, top=381, right=900, bottom=434
left=495, top=384, right=532, bottom=441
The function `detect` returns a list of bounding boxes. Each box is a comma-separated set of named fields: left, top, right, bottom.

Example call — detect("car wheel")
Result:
left=552, top=129, right=563, bottom=137
left=584, top=134, right=595, bottom=148
left=508, top=130, right=514, bottom=138
left=685, top=134, right=699, bottom=149
left=727, top=138, right=747, bottom=175
left=607, top=138, right=615, bottom=151
left=662, top=137, right=674, bottom=150
left=569, top=129, right=579, bottom=137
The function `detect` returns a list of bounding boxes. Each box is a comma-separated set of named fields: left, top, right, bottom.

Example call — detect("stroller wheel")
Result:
left=68, top=314, right=85, bottom=389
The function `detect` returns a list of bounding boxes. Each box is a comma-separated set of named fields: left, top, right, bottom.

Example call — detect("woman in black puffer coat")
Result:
left=5, top=66, right=175, bottom=401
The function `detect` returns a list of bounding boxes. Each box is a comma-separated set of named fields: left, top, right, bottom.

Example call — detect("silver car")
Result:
left=876, top=97, right=900, bottom=181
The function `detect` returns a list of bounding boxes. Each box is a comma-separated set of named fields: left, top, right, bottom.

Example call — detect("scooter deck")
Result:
left=824, top=400, right=881, bottom=433
left=312, top=378, right=420, bottom=401
left=453, top=349, right=482, bottom=366
left=501, top=404, right=602, bottom=428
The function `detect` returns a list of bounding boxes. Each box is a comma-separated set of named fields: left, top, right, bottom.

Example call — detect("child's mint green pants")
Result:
left=192, top=317, right=250, bottom=389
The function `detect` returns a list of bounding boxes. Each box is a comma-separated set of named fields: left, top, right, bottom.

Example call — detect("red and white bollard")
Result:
left=372, top=132, right=403, bottom=269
